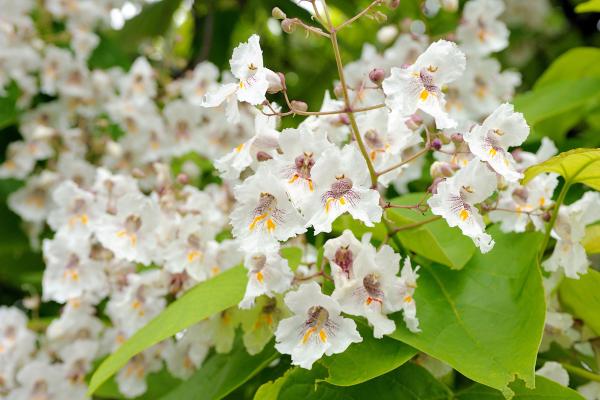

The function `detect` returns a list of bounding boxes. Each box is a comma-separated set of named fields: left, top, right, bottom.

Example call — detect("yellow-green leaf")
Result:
left=559, top=269, right=600, bottom=335
left=522, top=148, right=600, bottom=190
left=576, top=0, right=600, bottom=13
left=582, top=224, right=600, bottom=254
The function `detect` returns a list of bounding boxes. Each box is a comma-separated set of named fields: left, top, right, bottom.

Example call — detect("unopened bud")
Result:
left=176, top=173, right=189, bottom=185
left=428, top=177, right=443, bottom=194
left=369, top=68, right=385, bottom=85
left=338, top=114, right=350, bottom=125
left=405, top=113, right=422, bottom=130
left=450, top=132, right=463, bottom=143
left=430, top=161, right=454, bottom=179
left=373, top=11, right=388, bottom=24
left=512, top=187, right=529, bottom=202
left=512, top=148, right=524, bottom=163
left=376, top=25, right=398, bottom=44
left=542, top=211, right=552, bottom=222
left=272, top=7, right=286, bottom=20
left=388, top=0, right=400, bottom=9
left=265, top=70, right=283, bottom=94
left=256, top=151, right=273, bottom=161
left=277, top=72, right=287, bottom=91
left=281, top=18, right=296, bottom=33
left=431, top=138, right=442, bottom=151
left=291, top=100, right=308, bottom=113
left=334, top=83, right=344, bottom=98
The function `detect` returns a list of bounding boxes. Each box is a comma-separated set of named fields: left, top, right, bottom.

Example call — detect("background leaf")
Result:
left=576, top=0, right=600, bottom=13
left=522, top=148, right=600, bottom=190
left=389, top=227, right=545, bottom=396
left=559, top=269, right=600, bottom=335
left=88, top=266, right=247, bottom=395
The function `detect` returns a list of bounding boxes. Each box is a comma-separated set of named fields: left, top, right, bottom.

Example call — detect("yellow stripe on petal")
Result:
left=319, top=329, right=327, bottom=343
left=459, top=209, right=470, bottom=221
left=419, top=90, right=429, bottom=101
left=302, top=327, right=315, bottom=344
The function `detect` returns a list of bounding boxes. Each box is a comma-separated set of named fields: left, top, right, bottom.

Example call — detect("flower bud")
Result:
left=277, top=72, right=287, bottom=91
left=272, top=7, right=286, bottom=20
left=428, top=177, right=444, bottom=194
left=512, top=148, right=524, bottom=163
left=431, top=138, right=442, bottom=151
left=176, top=173, right=189, bottom=185
left=369, top=68, right=385, bottom=85
left=256, top=151, right=273, bottom=161
left=265, top=69, right=283, bottom=94
left=376, top=25, right=398, bottom=44
left=291, top=100, right=308, bottom=113
left=334, top=83, right=344, bottom=98
left=338, top=114, right=350, bottom=125
left=388, top=0, right=400, bottom=9
left=450, top=132, right=463, bottom=143
left=430, top=161, right=454, bottom=179
left=542, top=211, right=552, bottom=222
left=512, top=187, right=529, bottom=203
left=404, top=113, right=422, bottom=130
left=281, top=18, right=296, bottom=34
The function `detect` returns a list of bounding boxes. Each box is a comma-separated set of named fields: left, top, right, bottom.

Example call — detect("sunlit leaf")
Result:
left=522, top=148, right=600, bottom=190
left=559, top=269, right=600, bottom=336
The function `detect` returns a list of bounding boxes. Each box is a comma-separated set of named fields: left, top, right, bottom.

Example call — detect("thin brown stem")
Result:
left=377, top=145, right=430, bottom=177
left=336, top=0, right=383, bottom=31
left=389, top=215, right=442, bottom=234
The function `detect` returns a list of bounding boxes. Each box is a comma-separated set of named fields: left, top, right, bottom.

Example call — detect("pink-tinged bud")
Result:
left=450, top=132, right=463, bottom=143
left=338, top=114, right=350, bottom=125
left=430, top=161, right=454, bottom=179
left=334, top=84, right=344, bottom=98
left=265, top=70, right=283, bottom=94
left=291, top=100, right=308, bottom=113
left=431, top=138, right=442, bottom=151
left=277, top=72, right=287, bottom=91
left=176, top=173, right=189, bottom=185
left=512, top=148, right=524, bottom=163
left=512, top=187, right=529, bottom=202
left=272, top=7, right=286, bottom=20
left=281, top=19, right=296, bottom=33
left=256, top=151, right=273, bottom=161
left=405, top=114, right=422, bottom=130
left=428, top=177, right=444, bottom=194
left=388, top=0, right=400, bottom=9
left=542, top=211, right=552, bottom=222
left=369, top=68, right=385, bottom=85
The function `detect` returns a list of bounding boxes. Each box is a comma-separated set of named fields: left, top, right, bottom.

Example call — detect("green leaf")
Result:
left=513, top=78, right=600, bottom=139
left=559, top=269, right=600, bottom=335
left=88, top=266, right=247, bottom=395
left=576, top=0, right=600, bottom=13
left=94, top=368, right=182, bottom=400
left=331, top=214, right=388, bottom=242
left=582, top=224, right=600, bottom=254
left=280, top=247, right=303, bottom=271
left=535, top=48, right=600, bottom=88
left=160, top=339, right=278, bottom=400
left=522, top=148, right=600, bottom=190
left=386, top=193, right=476, bottom=269
left=456, top=376, right=585, bottom=400
left=389, top=227, right=545, bottom=397
left=319, top=321, right=417, bottom=386
left=0, top=82, right=20, bottom=129
left=271, top=363, right=452, bottom=400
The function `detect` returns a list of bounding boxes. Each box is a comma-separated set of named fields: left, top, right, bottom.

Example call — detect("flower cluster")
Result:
left=0, top=0, right=598, bottom=399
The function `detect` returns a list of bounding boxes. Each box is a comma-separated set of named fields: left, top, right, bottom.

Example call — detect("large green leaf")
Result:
left=559, top=269, right=600, bottom=335
left=389, top=227, right=545, bottom=397
left=161, top=339, right=278, bottom=400
left=582, top=225, right=600, bottom=254
left=319, top=321, right=417, bottom=386
left=456, top=376, right=585, bottom=400
left=259, top=363, right=452, bottom=400
left=576, top=0, right=600, bottom=13
left=535, top=48, right=600, bottom=88
left=386, top=193, right=476, bottom=269
left=522, top=148, right=600, bottom=190
left=88, top=266, right=247, bottom=395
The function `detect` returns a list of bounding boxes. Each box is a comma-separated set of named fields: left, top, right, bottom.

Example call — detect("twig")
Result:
left=336, top=0, right=383, bottom=31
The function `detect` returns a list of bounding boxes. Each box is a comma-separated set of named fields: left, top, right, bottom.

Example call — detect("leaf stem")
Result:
left=335, top=0, right=383, bottom=31
left=388, top=215, right=441, bottom=234
left=560, top=362, right=600, bottom=383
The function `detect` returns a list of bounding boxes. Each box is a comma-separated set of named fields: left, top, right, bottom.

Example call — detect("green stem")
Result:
left=561, top=362, right=600, bottom=383
left=538, top=180, right=570, bottom=264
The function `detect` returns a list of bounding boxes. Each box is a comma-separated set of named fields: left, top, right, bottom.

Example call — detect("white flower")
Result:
left=464, top=103, right=529, bottom=182
left=203, top=35, right=274, bottom=123
left=382, top=40, right=466, bottom=129
left=180, top=61, right=220, bottom=105
left=428, top=158, right=497, bottom=252
left=230, top=167, right=306, bottom=252
left=119, top=57, right=157, bottom=102
left=323, top=229, right=363, bottom=287
left=333, top=238, right=404, bottom=338
left=116, top=348, right=163, bottom=398
left=269, top=124, right=334, bottom=211
left=95, top=192, right=160, bottom=265
left=536, top=361, right=569, bottom=387
left=274, top=282, right=362, bottom=369
left=0, top=307, right=36, bottom=372
left=164, top=323, right=212, bottom=379
left=47, top=180, right=97, bottom=241
left=543, top=192, right=600, bottom=278
left=8, top=170, right=58, bottom=223
left=540, top=311, right=580, bottom=352
left=457, top=0, right=509, bottom=56
left=239, top=250, right=293, bottom=309
left=46, top=301, right=104, bottom=352
left=161, top=99, right=206, bottom=157
left=10, top=359, right=65, bottom=400
left=302, top=91, right=349, bottom=145
left=398, top=257, right=421, bottom=333
left=305, top=145, right=382, bottom=234
left=579, top=382, right=600, bottom=400
left=59, top=339, right=99, bottom=397
left=42, top=235, right=108, bottom=304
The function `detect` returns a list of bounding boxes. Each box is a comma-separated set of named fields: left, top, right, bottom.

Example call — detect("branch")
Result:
left=335, top=0, right=383, bottom=31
